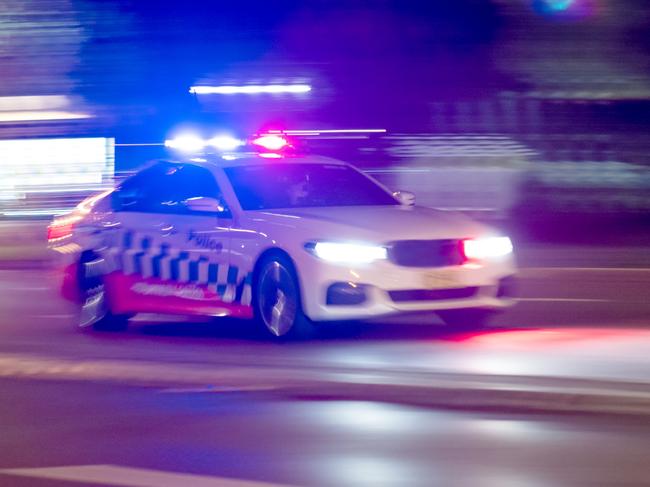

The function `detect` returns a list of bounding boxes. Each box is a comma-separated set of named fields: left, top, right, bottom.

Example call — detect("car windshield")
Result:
left=224, top=163, right=399, bottom=210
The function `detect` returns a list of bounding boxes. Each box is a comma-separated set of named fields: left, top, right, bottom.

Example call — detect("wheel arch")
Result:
left=251, top=247, right=305, bottom=307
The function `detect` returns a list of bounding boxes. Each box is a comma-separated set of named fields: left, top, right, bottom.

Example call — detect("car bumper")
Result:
left=298, top=256, right=516, bottom=321
left=48, top=241, right=83, bottom=302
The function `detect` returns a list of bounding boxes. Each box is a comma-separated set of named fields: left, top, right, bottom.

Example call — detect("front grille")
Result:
left=389, top=287, right=478, bottom=303
left=388, top=239, right=464, bottom=267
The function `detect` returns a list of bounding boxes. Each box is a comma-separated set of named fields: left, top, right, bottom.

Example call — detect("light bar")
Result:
left=165, top=134, right=245, bottom=153
left=208, top=135, right=244, bottom=151
left=164, top=134, right=205, bottom=152
left=252, top=135, right=289, bottom=151
left=0, top=111, right=91, bottom=122
left=190, top=84, right=312, bottom=95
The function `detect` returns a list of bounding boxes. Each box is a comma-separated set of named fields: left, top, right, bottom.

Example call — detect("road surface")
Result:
left=2, top=378, right=650, bottom=487
left=1, top=246, right=649, bottom=486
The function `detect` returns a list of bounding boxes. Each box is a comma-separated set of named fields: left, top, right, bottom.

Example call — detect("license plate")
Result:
left=422, top=271, right=463, bottom=289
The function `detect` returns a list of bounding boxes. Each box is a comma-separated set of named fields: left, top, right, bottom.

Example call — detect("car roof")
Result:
left=172, top=154, right=350, bottom=170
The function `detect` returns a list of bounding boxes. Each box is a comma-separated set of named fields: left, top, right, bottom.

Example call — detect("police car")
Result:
left=49, top=136, right=516, bottom=337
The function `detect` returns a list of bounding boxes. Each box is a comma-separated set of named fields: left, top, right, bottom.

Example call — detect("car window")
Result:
left=225, top=163, right=399, bottom=210
left=114, top=163, right=171, bottom=213
left=116, top=162, right=225, bottom=215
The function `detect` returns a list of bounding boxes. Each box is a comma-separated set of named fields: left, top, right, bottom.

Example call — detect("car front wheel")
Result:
left=254, top=255, right=313, bottom=339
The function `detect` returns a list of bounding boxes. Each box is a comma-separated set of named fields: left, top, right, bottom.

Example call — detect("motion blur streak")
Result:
left=0, top=111, right=91, bottom=122
left=283, top=129, right=387, bottom=135
left=190, top=84, right=312, bottom=95
left=0, top=95, right=91, bottom=122
left=0, top=95, right=70, bottom=111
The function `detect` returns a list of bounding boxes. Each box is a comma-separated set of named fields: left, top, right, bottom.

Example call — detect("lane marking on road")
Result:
left=515, top=298, right=619, bottom=303
left=520, top=267, right=650, bottom=274
left=159, top=385, right=280, bottom=394
left=0, top=464, right=294, bottom=487
left=0, top=353, right=296, bottom=388
left=34, top=313, right=75, bottom=319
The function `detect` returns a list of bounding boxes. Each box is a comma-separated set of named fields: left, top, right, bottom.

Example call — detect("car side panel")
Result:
left=95, top=219, right=252, bottom=318
left=104, top=272, right=252, bottom=318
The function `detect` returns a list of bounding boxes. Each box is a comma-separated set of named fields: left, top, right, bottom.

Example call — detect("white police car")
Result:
left=49, top=150, right=516, bottom=337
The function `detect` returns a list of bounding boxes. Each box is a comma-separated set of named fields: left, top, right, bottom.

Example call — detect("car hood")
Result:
left=245, top=205, right=493, bottom=242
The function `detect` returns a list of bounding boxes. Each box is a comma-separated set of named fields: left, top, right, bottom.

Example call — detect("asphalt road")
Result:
left=2, top=378, right=650, bottom=487
left=0, top=253, right=648, bottom=383
left=1, top=248, right=649, bottom=486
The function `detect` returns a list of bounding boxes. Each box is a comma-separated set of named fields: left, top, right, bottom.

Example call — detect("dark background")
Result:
left=2, top=0, right=650, bottom=217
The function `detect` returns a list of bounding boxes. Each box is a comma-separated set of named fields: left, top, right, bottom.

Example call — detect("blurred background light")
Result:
left=190, top=84, right=312, bottom=95
left=544, top=0, right=575, bottom=11
left=533, top=0, right=579, bottom=14
left=0, top=96, right=70, bottom=111
left=0, top=138, right=114, bottom=216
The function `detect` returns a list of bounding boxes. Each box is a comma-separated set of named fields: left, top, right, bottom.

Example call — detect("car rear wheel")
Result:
left=77, top=256, right=129, bottom=332
left=437, top=308, right=496, bottom=331
left=254, top=255, right=313, bottom=339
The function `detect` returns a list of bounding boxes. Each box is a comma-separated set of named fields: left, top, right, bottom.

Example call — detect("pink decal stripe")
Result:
left=105, top=272, right=253, bottom=319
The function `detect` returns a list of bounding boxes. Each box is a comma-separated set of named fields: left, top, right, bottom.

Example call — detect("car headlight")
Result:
left=306, top=242, right=387, bottom=264
left=462, top=236, right=513, bottom=260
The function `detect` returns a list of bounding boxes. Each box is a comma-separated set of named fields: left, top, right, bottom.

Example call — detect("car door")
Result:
left=160, top=163, right=243, bottom=316
left=105, top=162, right=234, bottom=316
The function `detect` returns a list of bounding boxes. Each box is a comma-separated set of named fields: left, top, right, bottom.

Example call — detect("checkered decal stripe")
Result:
left=101, top=230, right=253, bottom=306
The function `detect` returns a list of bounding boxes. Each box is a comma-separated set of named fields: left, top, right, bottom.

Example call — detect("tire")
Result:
left=437, top=308, right=496, bottom=331
left=77, top=255, right=129, bottom=332
left=253, top=254, right=314, bottom=339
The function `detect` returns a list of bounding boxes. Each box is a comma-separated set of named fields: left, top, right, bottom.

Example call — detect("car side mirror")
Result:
left=393, top=190, right=415, bottom=207
left=184, top=196, right=230, bottom=216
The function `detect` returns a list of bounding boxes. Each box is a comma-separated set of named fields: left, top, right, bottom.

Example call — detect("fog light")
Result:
left=326, top=282, right=368, bottom=305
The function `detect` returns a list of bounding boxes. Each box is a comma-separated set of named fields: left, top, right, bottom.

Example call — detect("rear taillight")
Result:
left=48, top=215, right=81, bottom=242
